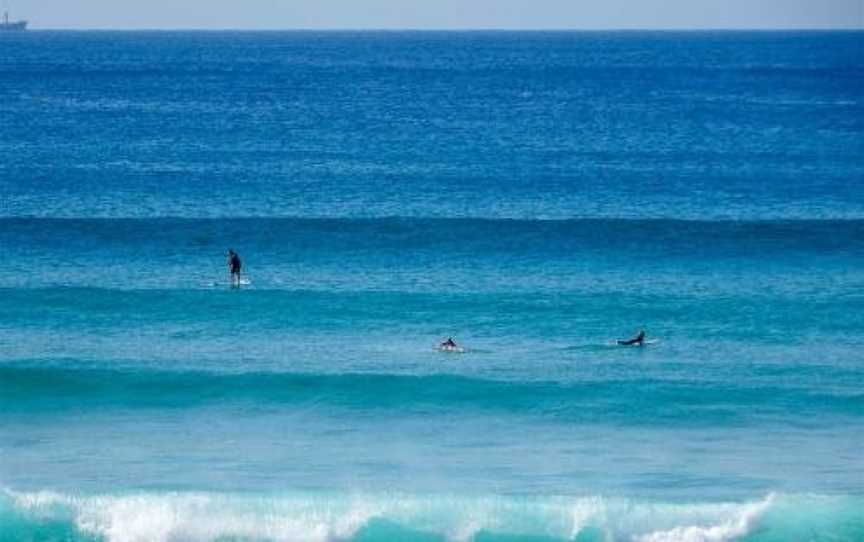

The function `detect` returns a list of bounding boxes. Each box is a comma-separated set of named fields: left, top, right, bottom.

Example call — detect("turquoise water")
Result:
left=1, top=31, right=863, bottom=541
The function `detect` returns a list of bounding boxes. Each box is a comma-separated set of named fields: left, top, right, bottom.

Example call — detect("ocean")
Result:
left=0, top=31, right=862, bottom=541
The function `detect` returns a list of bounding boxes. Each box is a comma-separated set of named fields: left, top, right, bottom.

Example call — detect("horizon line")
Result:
left=18, top=26, right=864, bottom=32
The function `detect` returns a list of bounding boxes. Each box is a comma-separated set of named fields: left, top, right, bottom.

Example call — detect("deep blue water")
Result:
left=0, top=31, right=863, bottom=542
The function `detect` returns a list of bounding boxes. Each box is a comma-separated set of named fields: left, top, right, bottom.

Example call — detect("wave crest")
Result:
left=0, top=489, right=807, bottom=542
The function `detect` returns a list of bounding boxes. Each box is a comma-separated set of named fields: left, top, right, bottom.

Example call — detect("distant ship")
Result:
left=0, top=10, right=27, bottom=31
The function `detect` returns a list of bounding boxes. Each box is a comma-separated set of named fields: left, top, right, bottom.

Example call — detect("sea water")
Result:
left=0, top=31, right=862, bottom=541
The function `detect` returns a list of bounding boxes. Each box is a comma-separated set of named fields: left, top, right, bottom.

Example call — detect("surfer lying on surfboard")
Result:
left=440, top=337, right=458, bottom=349
left=439, top=337, right=464, bottom=352
left=617, top=329, right=646, bottom=346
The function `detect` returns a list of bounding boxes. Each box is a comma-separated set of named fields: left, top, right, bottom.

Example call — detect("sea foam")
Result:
left=1, top=489, right=804, bottom=542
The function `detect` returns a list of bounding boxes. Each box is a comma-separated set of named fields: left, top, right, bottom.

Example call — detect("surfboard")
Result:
left=614, top=338, right=660, bottom=347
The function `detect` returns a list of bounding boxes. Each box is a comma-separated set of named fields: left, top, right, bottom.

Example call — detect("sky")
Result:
left=8, top=0, right=864, bottom=30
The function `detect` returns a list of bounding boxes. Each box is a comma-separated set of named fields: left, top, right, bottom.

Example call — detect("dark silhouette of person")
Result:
left=440, top=337, right=458, bottom=350
left=618, top=329, right=645, bottom=346
left=227, top=249, right=242, bottom=286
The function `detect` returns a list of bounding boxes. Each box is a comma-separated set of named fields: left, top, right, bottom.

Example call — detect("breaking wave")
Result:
left=3, top=489, right=862, bottom=542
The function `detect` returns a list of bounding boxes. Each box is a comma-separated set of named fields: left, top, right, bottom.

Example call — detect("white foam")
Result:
left=9, top=491, right=376, bottom=542
left=565, top=496, right=606, bottom=539
left=633, top=494, right=775, bottom=542
left=3, top=489, right=780, bottom=542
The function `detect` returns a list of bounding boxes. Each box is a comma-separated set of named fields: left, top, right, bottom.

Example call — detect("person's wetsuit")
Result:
left=229, top=252, right=242, bottom=283
left=618, top=330, right=645, bottom=346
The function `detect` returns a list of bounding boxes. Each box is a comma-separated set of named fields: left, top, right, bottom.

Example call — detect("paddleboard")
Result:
left=211, top=278, right=252, bottom=288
